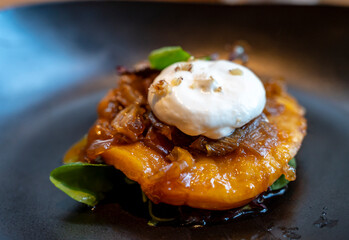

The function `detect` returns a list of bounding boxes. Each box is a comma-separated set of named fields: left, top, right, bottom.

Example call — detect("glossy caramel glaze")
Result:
left=74, top=68, right=306, bottom=210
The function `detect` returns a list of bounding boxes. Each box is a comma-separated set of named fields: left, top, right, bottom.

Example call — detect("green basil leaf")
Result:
left=148, top=46, right=191, bottom=70
left=270, top=158, right=296, bottom=191
left=50, top=163, right=118, bottom=206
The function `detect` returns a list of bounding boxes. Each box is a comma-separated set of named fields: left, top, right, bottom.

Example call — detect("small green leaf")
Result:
left=50, top=163, right=118, bottom=206
left=148, top=46, right=191, bottom=70
left=241, top=204, right=252, bottom=211
left=288, top=157, right=296, bottom=168
left=270, top=158, right=296, bottom=191
left=270, top=174, right=289, bottom=191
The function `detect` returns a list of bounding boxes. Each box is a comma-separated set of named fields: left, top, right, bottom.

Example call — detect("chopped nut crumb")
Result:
left=152, top=79, right=171, bottom=95
left=185, top=64, right=193, bottom=72
left=214, top=86, right=222, bottom=92
left=171, top=77, right=183, bottom=86
left=229, top=68, right=243, bottom=76
left=190, top=75, right=218, bottom=92
left=174, top=63, right=193, bottom=72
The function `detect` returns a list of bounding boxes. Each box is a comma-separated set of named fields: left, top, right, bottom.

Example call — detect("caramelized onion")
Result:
left=190, top=114, right=277, bottom=157
left=146, top=111, right=174, bottom=140
left=144, top=127, right=173, bottom=155
left=111, top=104, right=147, bottom=142
left=84, top=67, right=287, bottom=160
left=115, top=84, right=145, bottom=107
left=240, top=116, right=278, bottom=157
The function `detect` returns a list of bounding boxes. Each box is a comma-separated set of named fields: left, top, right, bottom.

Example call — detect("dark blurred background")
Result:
left=1, top=1, right=348, bottom=123
left=0, top=2, right=349, bottom=240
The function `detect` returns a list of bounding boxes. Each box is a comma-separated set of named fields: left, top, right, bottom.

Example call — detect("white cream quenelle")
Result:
left=147, top=60, right=266, bottom=139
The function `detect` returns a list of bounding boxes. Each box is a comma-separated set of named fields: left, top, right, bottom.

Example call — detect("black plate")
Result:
left=1, top=2, right=348, bottom=240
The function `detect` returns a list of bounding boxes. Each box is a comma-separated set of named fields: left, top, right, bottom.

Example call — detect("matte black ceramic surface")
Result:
left=0, top=2, right=348, bottom=240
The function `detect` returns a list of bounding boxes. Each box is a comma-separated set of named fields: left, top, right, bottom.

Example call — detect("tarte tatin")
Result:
left=52, top=46, right=306, bottom=224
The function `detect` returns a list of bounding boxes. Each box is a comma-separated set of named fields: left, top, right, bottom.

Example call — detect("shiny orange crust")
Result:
left=102, top=84, right=307, bottom=210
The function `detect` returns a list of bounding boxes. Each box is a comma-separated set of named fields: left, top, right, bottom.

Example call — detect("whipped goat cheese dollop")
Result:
left=147, top=60, right=266, bottom=139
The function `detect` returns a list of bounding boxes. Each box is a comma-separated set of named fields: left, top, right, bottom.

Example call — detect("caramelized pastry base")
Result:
left=102, top=86, right=306, bottom=210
